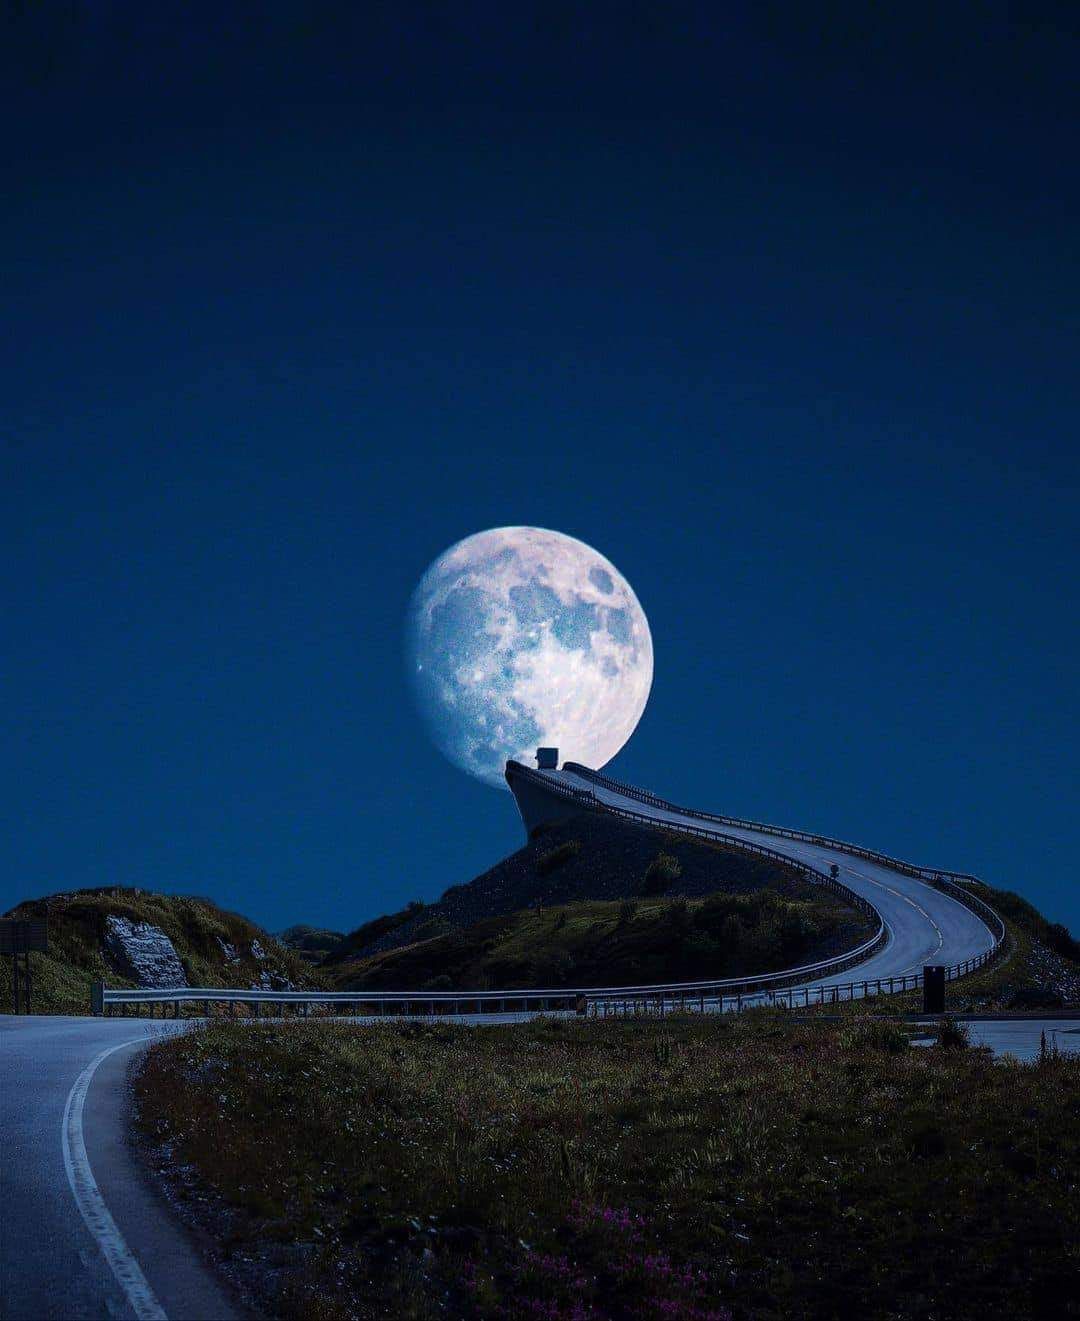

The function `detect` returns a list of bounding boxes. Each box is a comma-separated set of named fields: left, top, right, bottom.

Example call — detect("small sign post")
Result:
left=0, top=920, right=48, bottom=1014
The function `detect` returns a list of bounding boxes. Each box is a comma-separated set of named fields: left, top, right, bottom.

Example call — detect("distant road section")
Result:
left=520, top=764, right=996, bottom=993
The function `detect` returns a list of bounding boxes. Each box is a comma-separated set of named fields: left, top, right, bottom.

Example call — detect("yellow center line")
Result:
left=845, top=865, right=944, bottom=973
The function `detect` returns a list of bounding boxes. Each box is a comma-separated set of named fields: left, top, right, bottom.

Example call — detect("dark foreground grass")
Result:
left=135, top=1016, right=1080, bottom=1321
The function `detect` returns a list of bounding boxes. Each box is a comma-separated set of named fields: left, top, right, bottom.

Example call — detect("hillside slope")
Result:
left=278, top=925, right=346, bottom=965
left=1, top=888, right=317, bottom=1015
left=325, top=810, right=862, bottom=973
left=332, top=888, right=874, bottom=991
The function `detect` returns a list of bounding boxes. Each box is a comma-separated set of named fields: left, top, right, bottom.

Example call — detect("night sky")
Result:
left=3, top=4, right=1077, bottom=934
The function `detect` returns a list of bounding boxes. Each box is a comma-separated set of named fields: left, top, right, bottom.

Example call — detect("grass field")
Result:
left=136, top=1015, right=1080, bottom=1321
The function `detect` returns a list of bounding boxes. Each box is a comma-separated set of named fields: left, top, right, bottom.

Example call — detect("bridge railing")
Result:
left=561, top=763, right=988, bottom=889
left=508, top=761, right=1007, bottom=1016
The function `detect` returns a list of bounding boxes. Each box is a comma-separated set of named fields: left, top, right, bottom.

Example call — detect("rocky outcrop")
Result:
left=104, top=915, right=188, bottom=988
left=217, top=936, right=241, bottom=964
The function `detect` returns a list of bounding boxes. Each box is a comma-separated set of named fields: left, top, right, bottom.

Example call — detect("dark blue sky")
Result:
left=3, top=4, right=1077, bottom=933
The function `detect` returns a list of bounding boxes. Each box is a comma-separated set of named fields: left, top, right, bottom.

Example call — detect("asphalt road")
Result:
left=551, top=767, right=997, bottom=990
left=0, top=1015, right=240, bottom=1321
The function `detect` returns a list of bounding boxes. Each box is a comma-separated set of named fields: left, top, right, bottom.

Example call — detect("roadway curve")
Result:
left=537, top=765, right=997, bottom=993
left=0, top=1015, right=239, bottom=1321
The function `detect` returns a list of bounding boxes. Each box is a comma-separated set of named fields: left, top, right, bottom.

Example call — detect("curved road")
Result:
left=0, top=1015, right=239, bottom=1321
left=547, top=767, right=997, bottom=991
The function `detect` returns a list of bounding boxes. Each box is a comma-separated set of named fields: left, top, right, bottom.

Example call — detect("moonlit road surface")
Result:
left=0, top=1016, right=238, bottom=1321
left=545, top=766, right=997, bottom=990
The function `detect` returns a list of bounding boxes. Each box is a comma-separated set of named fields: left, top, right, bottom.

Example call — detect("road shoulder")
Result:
left=82, top=1037, right=249, bottom=1320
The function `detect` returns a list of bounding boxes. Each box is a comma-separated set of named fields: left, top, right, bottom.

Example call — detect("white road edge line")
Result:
left=61, top=1038, right=169, bottom=1321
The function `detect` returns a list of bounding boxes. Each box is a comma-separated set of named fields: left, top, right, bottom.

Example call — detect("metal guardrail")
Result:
left=541, top=763, right=1007, bottom=1015
left=93, top=984, right=586, bottom=1018
left=92, top=765, right=1006, bottom=1019
left=562, top=763, right=987, bottom=889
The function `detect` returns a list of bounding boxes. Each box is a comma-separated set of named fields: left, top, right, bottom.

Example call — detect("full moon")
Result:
left=406, top=527, right=653, bottom=788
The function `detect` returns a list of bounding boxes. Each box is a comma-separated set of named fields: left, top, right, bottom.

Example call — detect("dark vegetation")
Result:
left=0, top=889, right=314, bottom=1014
left=323, top=899, right=428, bottom=966
left=979, top=882, right=1080, bottom=962
left=136, top=1015, right=1080, bottom=1321
left=326, top=813, right=833, bottom=968
left=278, top=925, right=346, bottom=964
left=332, top=889, right=872, bottom=992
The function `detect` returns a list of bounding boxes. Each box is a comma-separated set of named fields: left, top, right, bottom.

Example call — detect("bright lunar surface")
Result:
left=407, top=527, right=653, bottom=788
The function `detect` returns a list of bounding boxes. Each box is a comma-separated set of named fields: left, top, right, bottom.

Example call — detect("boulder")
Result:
left=104, top=915, right=188, bottom=988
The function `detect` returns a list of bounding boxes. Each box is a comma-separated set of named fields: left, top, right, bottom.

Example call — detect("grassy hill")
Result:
left=332, top=889, right=874, bottom=991
left=1, top=888, right=317, bottom=1015
left=278, top=924, right=346, bottom=965
left=325, top=811, right=836, bottom=970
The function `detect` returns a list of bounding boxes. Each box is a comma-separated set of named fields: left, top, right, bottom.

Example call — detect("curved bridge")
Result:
left=506, top=759, right=1004, bottom=1011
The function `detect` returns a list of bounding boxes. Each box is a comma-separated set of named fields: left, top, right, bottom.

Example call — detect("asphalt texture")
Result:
left=0, top=1015, right=241, bottom=1321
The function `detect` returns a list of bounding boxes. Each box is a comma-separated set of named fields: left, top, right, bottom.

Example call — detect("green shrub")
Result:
left=642, top=853, right=682, bottom=895
left=936, top=1017, right=970, bottom=1049
left=720, top=913, right=745, bottom=952
left=666, top=897, right=692, bottom=930
left=840, top=1018, right=910, bottom=1053
left=617, top=901, right=637, bottom=927
left=682, top=931, right=722, bottom=965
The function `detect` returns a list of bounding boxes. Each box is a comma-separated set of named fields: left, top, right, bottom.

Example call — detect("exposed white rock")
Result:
left=217, top=936, right=240, bottom=963
left=249, top=969, right=295, bottom=991
left=250, top=938, right=267, bottom=961
left=104, top=916, right=188, bottom=989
